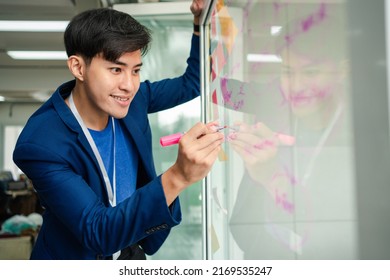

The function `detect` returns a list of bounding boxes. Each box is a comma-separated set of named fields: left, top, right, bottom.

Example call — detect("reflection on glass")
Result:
left=207, top=0, right=357, bottom=259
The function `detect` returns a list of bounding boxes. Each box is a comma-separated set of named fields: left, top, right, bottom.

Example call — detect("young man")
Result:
left=13, top=0, right=224, bottom=260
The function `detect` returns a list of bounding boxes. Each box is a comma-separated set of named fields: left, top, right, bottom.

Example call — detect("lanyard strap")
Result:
left=69, top=93, right=116, bottom=207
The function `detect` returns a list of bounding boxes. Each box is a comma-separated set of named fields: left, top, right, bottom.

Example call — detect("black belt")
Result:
left=98, top=244, right=146, bottom=260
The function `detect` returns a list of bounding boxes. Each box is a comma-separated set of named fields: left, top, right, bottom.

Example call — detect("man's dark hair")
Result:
left=64, top=8, right=152, bottom=64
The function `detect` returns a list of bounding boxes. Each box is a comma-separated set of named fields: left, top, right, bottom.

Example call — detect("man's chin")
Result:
left=111, top=109, right=130, bottom=120
left=292, top=104, right=319, bottom=119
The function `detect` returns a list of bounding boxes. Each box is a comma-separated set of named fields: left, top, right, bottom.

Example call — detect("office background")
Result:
left=1, top=0, right=390, bottom=260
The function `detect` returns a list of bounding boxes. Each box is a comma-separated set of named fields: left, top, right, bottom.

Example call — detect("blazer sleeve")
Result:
left=140, top=34, right=200, bottom=114
left=13, top=141, right=181, bottom=257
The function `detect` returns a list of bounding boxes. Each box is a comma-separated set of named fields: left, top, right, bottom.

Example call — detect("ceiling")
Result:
left=0, top=0, right=191, bottom=103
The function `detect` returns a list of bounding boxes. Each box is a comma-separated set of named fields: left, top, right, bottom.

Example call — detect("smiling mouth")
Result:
left=289, top=89, right=328, bottom=107
left=291, top=95, right=313, bottom=105
left=111, top=95, right=130, bottom=102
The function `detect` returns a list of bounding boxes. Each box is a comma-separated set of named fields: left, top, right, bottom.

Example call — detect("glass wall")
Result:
left=202, top=0, right=390, bottom=259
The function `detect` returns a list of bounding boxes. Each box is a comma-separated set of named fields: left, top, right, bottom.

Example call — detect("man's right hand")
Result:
left=161, top=121, right=224, bottom=206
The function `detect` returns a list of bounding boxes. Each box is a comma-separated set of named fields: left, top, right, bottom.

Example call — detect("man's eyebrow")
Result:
left=112, top=60, right=143, bottom=68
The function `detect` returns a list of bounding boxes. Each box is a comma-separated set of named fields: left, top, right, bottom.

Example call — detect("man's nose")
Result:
left=289, top=72, right=305, bottom=92
left=119, top=74, right=136, bottom=92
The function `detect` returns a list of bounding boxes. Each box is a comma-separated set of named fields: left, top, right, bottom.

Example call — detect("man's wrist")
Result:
left=193, top=23, right=200, bottom=33
left=193, top=15, right=200, bottom=26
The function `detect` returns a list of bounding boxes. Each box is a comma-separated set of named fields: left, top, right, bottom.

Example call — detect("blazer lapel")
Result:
left=51, top=83, right=111, bottom=202
left=52, top=83, right=101, bottom=167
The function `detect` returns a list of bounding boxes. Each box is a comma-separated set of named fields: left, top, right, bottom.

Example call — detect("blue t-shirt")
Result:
left=89, top=118, right=138, bottom=204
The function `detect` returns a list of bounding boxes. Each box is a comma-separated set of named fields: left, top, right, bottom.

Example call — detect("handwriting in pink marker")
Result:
left=275, top=189, right=295, bottom=214
left=276, top=3, right=328, bottom=53
left=301, top=3, right=326, bottom=32
left=220, top=77, right=245, bottom=110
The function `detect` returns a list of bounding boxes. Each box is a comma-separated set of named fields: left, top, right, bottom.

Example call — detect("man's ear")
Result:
left=67, top=55, right=86, bottom=81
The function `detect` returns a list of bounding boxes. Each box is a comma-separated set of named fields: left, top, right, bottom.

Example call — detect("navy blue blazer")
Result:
left=13, top=35, right=200, bottom=260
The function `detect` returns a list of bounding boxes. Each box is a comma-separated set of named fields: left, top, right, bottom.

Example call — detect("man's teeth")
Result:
left=113, top=96, right=128, bottom=101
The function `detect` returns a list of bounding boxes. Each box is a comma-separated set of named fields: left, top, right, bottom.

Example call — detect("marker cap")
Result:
left=160, top=132, right=184, bottom=146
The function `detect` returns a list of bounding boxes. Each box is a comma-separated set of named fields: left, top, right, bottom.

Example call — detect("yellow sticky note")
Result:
left=218, top=148, right=228, bottom=161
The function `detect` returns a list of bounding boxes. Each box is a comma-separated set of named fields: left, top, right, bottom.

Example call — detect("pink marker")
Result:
left=160, top=132, right=184, bottom=146
left=160, top=126, right=227, bottom=147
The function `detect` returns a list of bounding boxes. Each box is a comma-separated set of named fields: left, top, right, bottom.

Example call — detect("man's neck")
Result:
left=66, top=90, right=109, bottom=131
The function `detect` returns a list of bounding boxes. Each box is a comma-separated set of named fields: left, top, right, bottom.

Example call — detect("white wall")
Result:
left=0, top=102, right=41, bottom=173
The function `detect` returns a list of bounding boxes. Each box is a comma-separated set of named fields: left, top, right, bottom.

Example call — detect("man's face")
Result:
left=279, top=50, right=341, bottom=118
left=82, top=50, right=142, bottom=120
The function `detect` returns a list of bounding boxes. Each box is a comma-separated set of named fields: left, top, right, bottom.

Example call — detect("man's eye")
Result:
left=133, top=69, right=141, bottom=75
left=111, top=67, right=121, bottom=73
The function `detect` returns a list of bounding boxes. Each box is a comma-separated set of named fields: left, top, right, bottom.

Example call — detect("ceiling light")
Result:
left=7, top=51, right=68, bottom=60
left=247, top=54, right=282, bottom=63
left=0, top=20, right=69, bottom=32
left=271, top=25, right=282, bottom=36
